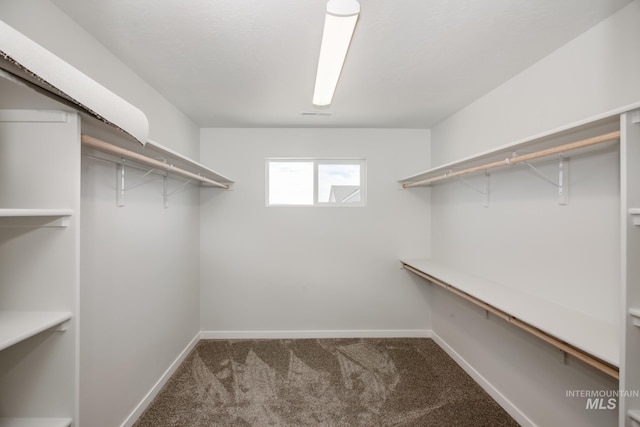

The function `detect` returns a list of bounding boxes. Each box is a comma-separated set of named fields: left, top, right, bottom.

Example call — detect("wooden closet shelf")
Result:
left=401, top=258, right=619, bottom=378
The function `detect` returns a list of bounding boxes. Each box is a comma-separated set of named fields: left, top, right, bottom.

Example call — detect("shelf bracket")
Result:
left=163, top=176, right=195, bottom=209
left=117, top=159, right=125, bottom=207
left=629, top=209, right=640, bottom=226
left=559, top=349, right=568, bottom=365
left=50, top=319, right=70, bottom=332
left=116, top=159, right=157, bottom=207
left=523, top=155, right=568, bottom=205
left=457, top=172, right=490, bottom=207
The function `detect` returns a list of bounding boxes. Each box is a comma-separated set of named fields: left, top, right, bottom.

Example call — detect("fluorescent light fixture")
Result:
left=312, top=0, right=360, bottom=107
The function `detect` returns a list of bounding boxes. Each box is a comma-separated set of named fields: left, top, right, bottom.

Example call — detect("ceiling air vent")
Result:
left=300, top=111, right=333, bottom=116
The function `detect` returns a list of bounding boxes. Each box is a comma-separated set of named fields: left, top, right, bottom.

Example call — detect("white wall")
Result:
left=0, top=2, right=203, bottom=426
left=428, top=1, right=640, bottom=426
left=80, top=156, right=200, bottom=427
left=200, top=128, right=431, bottom=337
left=432, top=0, right=640, bottom=165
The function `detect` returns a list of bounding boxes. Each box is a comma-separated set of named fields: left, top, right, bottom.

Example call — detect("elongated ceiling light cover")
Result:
left=312, top=0, right=360, bottom=107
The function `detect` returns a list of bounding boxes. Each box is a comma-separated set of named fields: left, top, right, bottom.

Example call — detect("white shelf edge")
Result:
left=145, top=138, right=234, bottom=184
left=0, top=311, right=73, bottom=351
left=629, top=209, right=640, bottom=226
left=629, top=410, right=640, bottom=427
left=0, top=418, right=72, bottom=427
left=0, top=209, right=73, bottom=228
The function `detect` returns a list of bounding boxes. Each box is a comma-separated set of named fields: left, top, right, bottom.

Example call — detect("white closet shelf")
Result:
left=144, top=139, right=234, bottom=185
left=630, top=309, right=640, bottom=326
left=81, top=135, right=233, bottom=189
left=401, top=258, right=619, bottom=376
left=0, top=209, right=72, bottom=227
left=0, top=311, right=72, bottom=351
left=0, top=419, right=72, bottom=427
left=399, top=115, right=620, bottom=188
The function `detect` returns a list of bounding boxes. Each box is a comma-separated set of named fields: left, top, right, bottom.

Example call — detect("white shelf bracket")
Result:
left=629, top=308, right=640, bottom=326
left=523, top=156, right=568, bottom=205
left=457, top=173, right=490, bottom=207
left=559, top=155, right=568, bottom=205
left=115, top=159, right=157, bottom=207
left=559, top=349, right=568, bottom=365
left=50, top=319, right=70, bottom=332
left=630, top=209, right=640, bottom=226
left=484, top=172, right=490, bottom=208
left=163, top=174, right=169, bottom=209
left=163, top=176, right=195, bottom=209
left=116, top=159, right=125, bottom=207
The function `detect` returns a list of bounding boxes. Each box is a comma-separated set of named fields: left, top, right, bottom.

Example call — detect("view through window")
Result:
left=267, top=159, right=366, bottom=206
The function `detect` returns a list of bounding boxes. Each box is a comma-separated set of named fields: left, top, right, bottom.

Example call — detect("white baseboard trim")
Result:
left=430, top=331, right=536, bottom=427
left=120, top=331, right=201, bottom=427
left=200, top=329, right=432, bottom=340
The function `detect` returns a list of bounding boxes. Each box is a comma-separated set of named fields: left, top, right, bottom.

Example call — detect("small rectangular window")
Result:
left=266, top=158, right=366, bottom=207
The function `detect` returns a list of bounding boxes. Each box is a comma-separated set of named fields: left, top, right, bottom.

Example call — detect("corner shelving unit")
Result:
left=621, top=109, right=640, bottom=427
left=0, top=109, right=80, bottom=425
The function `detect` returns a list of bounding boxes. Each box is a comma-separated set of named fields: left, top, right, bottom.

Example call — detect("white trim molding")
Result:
left=200, top=329, right=432, bottom=340
left=120, top=332, right=201, bottom=427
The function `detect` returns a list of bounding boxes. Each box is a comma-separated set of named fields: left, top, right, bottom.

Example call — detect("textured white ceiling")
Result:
left=51, top=0, right=631, bottom=128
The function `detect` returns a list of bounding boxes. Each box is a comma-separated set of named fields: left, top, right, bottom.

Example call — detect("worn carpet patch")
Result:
left=134, top=338, right=518, bottom=426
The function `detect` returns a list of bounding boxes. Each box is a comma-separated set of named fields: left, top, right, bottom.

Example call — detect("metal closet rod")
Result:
left=81, top=135, right=230, bottom=189
left=403, top=130, right=621, bottom=189
left=402, top=263, right=619, bottom=379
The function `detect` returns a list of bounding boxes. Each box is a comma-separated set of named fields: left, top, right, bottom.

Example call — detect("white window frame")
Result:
left=266, top=158, right=366, bottom=207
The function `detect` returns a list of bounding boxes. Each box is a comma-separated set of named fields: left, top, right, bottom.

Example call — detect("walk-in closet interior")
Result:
left=1, top=1, right=639, bottom=426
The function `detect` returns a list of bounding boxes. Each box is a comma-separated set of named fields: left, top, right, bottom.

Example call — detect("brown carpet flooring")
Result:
left=133, top=338, right=518, bottom=426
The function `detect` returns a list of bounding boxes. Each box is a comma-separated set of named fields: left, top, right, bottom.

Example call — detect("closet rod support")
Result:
left=559, top=156, right=568, bottom=205
left=117, top=160, right=125, bottom=207
left=51, top=319, right=70, bottom=332
left=559, top=349, right=568, bottom=365
left=456, top=172, right=490, bottom=207
left=163, top=176, right=195, bottom=208
left=522, top=156, right=568, bottom=205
